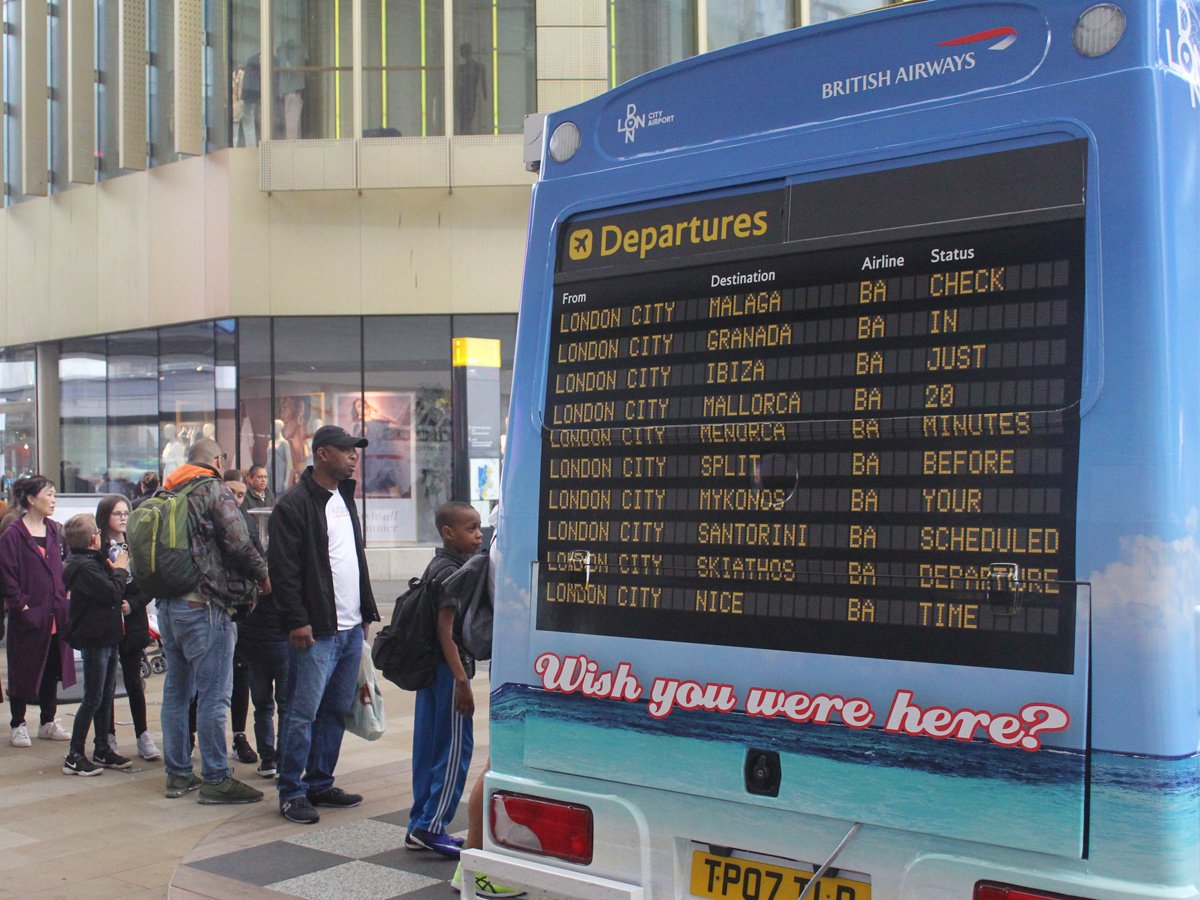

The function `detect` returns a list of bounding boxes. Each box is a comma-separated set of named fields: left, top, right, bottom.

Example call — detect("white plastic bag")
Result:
left=346, top=642, right=386, bottom=741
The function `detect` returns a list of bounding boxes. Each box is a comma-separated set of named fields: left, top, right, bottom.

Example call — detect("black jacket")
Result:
left=268, top=467, right=380, bottom=637
left=63, top=549, right=127, bottom=649
left=104, top=539, right=152, bottom=653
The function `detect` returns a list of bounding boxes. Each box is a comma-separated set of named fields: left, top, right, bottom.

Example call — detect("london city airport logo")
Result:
left=820, top=27, right=1018, bottom=100
left=617, top=103, right=677, bottom=144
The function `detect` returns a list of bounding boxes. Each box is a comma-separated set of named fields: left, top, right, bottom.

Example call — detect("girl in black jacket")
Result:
left=98, top=494, right=161, bottom=761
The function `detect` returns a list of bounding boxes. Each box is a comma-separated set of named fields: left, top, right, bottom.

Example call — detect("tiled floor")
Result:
left=180, top=805, right=472, bottom=899
left=0, top=583, right=491, bottom=899
left=171, top=755, right=483, bottom=899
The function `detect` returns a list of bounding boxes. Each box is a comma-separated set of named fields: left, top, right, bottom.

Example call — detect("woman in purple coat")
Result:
left=1, top=476, right=75, bottom=747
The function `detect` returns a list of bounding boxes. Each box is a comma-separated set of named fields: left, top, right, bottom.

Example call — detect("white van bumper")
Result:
left=460, top=849, right=643, bottom=900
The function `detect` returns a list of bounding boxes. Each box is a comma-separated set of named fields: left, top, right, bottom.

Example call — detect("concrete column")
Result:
left=35, top=343, right=62, bottom=484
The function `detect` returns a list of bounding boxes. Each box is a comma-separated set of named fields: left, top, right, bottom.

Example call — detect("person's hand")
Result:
left=361, top=622, right=371, bottom=642
left=260, top=577, right=272, bottom=595
left=120, top=600, right=131, bottom=615
left=453, top=678, right=475, bottom=718
left=290, top=624, right=315, bottom=651
left=113, top=549, right=130, bottom=569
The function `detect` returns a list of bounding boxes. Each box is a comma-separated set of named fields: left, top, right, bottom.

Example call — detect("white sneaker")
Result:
left=137, top=732, right=161, bottom=760
left=10, top=723, right=31, bottom=747
left=37, top=720, right=70, bottom=741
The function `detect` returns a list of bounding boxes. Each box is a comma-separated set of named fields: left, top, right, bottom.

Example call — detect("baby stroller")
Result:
left=138, top=610, right=167, bottom=680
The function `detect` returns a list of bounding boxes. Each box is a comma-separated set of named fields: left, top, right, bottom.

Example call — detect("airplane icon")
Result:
left=569, top=229, right=594, bottom=260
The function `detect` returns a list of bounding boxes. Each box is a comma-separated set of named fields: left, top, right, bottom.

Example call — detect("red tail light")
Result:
left=976, top=882, right=1086, bottom=900
left=489, top=791, right=594, bottom=865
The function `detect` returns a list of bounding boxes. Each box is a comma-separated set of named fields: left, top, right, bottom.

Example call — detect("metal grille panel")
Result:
left=118, top=0, right=147, bottom=170
left=173, top=0, right=204, bottom=155
left=67, top=0, right=95, bottom=184
left=20, top=0, right=48, bottom=196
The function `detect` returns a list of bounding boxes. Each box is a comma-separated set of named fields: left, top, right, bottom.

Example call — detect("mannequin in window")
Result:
left=270, top=419, right=293, bottom=495
left=161, top=424, right=186, bottom=480
left=279, top=396, right=311, bottom=486
left=455, top=43, right=487, bottom=135
left=236, top=52, right=262, bottom=147
left=239, top=402, right=255, bottom=470
left=304, top=419, right=324, bottom=469
left=276, top=38, right=308, bottom=140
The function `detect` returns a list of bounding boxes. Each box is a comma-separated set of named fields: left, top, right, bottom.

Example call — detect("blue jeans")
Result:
left=277, top=627, right=362, bottom=803
left=246, top=638, right=289, bottom=757
left=69, top=644, right=119, bottom=757
left=158, top=599, right=236, bottom=784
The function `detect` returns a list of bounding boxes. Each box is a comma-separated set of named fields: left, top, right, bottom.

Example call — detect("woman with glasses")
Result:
left=98, top=494, right=161, bottom=761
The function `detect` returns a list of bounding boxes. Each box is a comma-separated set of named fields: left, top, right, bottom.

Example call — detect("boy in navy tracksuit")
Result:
left=61, top=514, right=134, bottom=775
left=406, top=502, right=483, bottom=857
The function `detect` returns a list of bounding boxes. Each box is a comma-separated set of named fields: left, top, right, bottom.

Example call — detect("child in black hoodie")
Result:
left=61, top=514, right=134, bottom=775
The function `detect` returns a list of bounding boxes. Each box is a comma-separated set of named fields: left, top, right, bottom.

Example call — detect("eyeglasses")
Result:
left=112, top=511, right=130, bottom=518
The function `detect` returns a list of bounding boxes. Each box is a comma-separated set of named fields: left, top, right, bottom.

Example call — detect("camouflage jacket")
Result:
left=164, top=463, right=268, bottom=610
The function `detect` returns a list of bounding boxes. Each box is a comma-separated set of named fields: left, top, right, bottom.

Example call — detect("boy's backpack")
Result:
left=372, top=557, right=457, bottom=690
left=444, top=551, right=493, bottom=661
left=126, top=477, right=214, bottom=598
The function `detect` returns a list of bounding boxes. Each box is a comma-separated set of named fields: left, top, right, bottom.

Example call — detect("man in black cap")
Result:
left=269, top=425, right=381, bottom=824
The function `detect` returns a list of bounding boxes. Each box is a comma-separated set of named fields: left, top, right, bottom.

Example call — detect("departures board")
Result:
left=536, top=141, right=1086, bottom=673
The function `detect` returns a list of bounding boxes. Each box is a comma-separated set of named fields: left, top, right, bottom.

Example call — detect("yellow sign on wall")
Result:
left=453, top=337, right=502, bottom=368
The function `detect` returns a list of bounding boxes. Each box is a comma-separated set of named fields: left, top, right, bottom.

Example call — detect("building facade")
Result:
left=0, top=0, right=887, bottom=546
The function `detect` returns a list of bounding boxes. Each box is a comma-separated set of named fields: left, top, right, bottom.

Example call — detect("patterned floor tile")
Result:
left=186, top=840, right=350, bottom=886
left=267, top=859, right=442, bottom=899
left=285, top=818, right=411, bottom=858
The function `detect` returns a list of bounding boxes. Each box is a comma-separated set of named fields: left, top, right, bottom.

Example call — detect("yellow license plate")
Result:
left=690, top=850, right=871, bottom=900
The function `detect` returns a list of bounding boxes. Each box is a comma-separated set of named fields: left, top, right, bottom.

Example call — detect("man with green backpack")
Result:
left=128, top=438, right=270, bottom=803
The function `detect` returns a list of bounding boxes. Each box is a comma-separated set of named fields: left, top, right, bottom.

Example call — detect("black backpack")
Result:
left=371, top=558, right=456, bottom=690
left=443, top=550, right=493, bottom=661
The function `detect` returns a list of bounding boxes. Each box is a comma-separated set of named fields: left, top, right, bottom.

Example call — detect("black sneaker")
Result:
left=280, top=796, right=321, bottom=824
left=307, top=786, right=362, bottom=808
left=92, top=747, right=134, bottom=770
left=256, top=753, right=277, bottom=778
left=232, top=733, right=258, bottom=764
left=63, top=752, right=102, bottom=776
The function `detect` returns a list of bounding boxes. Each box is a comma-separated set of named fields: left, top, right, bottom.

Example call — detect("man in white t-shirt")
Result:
left=268, top=425, right=381, bottom=825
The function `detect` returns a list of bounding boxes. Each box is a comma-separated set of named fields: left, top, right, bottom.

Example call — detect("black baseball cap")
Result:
left=311, top=425, right=368, bottom=451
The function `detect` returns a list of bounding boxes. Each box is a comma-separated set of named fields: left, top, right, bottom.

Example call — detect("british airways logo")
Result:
left=938, top=26, right=1019, bottom=51
left=617, top=103, right=676, bottom=143
left=821, top=28, right=1017, bottom=100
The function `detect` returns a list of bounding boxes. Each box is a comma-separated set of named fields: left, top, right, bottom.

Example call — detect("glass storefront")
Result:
left=708, top=0, right=794, bottom=52
left=0, top=347, right=38, bottom=493
left=230, top=1, right=263, bottom=148
left=45, top=315, right=514, bottom=544
left=449, top=0, right=535, bottom=135
left=610, top=0, right=697, bottom=87
left=362, top=0, right=446, bottom=138
left=0, top=0, right=901, bottom=205
left=272, top=0, right=353, bottom=140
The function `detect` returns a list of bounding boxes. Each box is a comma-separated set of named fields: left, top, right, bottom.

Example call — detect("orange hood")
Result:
left=164, top=463, right=218, bottom=491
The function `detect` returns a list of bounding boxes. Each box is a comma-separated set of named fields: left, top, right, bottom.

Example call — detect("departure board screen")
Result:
left=536, top=142, right=1085, bottom=673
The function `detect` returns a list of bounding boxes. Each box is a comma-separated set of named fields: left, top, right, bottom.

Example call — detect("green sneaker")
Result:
left=452, top=862, right=526, bottom=898
left=197, top=776, right=264, bottom=805
left=164, top=773, right=203, bottom=798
